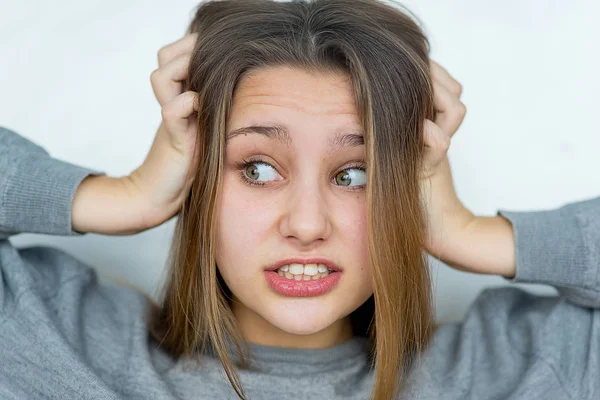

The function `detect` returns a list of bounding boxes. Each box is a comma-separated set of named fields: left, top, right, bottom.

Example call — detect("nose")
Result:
left=279, top=181, right=332, bottom=247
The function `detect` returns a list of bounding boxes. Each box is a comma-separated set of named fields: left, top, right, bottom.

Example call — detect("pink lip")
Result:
left=265, top=270, right=341, bottom=297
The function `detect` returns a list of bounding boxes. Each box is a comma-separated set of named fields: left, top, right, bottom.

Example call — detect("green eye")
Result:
left=335, top=171, right=351, bottom=186
left=243, top=162, right=279, bottom=182
left=246, top=164, right=259, bottom=180
left=334, top=168, right=366, bottom=187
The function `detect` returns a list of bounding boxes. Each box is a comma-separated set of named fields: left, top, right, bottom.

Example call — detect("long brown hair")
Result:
left=148, top=1, right=436, bottom=398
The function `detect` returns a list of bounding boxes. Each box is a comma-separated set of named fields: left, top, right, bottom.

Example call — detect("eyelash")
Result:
left=235, top=157, right=367, bottom=190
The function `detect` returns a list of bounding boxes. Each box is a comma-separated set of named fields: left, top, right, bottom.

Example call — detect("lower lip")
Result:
left=264, top=271, right=342, bottom=297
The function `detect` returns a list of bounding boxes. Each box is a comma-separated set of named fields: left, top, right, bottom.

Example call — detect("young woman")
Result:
left=1, top=0, right=599, bottom=399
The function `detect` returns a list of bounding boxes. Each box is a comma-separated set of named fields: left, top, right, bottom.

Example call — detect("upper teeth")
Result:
left=279, top=263, right=330, bottom=275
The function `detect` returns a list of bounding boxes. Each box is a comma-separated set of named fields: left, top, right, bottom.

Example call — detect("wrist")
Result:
left=442, top=216, right=516, bottom=277
left=72, top=175, right=148, bottom=235
left=123, top=165, right=184, bottom=231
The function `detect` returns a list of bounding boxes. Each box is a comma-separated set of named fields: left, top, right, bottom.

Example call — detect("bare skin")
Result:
left=72, top=34, right=516, bottom=285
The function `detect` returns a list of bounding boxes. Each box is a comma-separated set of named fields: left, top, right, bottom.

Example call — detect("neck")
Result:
left=231, top=300, right=353, bottom=349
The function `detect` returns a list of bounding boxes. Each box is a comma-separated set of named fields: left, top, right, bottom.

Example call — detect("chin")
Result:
left=262, top=300, right=341, bottom=336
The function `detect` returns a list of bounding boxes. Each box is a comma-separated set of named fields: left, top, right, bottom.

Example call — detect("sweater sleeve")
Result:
left=0, top=127, right=103, bottom=238
left=498, top=196, right=600, bottom=308
left=410, top=286, right=599, bottom=399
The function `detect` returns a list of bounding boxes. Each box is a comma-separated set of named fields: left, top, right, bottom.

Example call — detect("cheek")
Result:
left=215, top=176, right=277, bottom=276
left=333, top=196, right=372, bottom=297
left=338, top=198, right=368, bottom=262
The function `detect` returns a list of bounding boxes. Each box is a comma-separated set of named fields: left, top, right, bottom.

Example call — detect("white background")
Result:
left=1, top=0, right=599, bottom=323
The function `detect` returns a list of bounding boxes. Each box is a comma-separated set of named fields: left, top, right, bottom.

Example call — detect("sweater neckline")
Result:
left=246, top=336, right=370, bottom=365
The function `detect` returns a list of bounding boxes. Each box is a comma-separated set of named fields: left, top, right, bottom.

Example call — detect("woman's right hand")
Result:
left=72, top=34, right=199, bottom=235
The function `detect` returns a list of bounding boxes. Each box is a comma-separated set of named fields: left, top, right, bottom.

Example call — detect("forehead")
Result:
left=229, top=65, right=360, bottom=121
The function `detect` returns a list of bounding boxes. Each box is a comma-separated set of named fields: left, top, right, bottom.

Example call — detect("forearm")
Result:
left=435, top=215, right=516, bottom=278
left=71, top=175, right=149, bottom=235
left=424, top=157, right=516, bottom=278
left=0, top=127, right=101, bottom=237
left=438, top=196, right=600, bottom=308
left=498, top=197, right=600, bottom=308
left=0, top=127, right=154, bottom=237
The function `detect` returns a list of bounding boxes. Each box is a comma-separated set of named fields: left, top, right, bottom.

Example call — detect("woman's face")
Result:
left=215, top=65, right=372, bottom=348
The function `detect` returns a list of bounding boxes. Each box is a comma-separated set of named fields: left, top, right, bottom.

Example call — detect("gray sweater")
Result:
left=0, top=126, right=599, bottom=399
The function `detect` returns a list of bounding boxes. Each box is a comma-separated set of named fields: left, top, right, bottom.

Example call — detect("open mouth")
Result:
left=275, top=263, right=335, bottom=281
left=265, top=262, right=342, bottom=297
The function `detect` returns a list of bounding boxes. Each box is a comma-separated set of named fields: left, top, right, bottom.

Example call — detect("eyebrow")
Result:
left=226, top=125, right=291, bottom=145
left=226, top=124, right=364, bottom=149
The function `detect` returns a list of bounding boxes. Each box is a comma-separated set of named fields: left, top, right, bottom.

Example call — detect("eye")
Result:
left=243, top=162, right=280, bottom=182
left=334, top=167, right=367, bottom=187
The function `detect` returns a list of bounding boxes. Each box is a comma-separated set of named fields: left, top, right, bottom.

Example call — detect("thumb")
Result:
left=422, top=119, right=451, bottom=179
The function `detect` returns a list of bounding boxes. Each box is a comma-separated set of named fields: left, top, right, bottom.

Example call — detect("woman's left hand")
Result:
left=421, top=62, right=516, bottom=278
left=421, top=61, right=474, bottom=269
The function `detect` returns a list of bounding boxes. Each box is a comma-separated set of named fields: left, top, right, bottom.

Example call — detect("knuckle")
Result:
left=422, top=121, right=435, bottom=140
left=150, top=68, right=161, bottom=84
left=161, top=104, right=175, bottom=121
left=453, top=82, right=463, bottom=96
left=184, top=91, right=197, bottom=101
left=441, top=134, right=451, bottom=150
left=432, top=130, right=450, bottom=151
left=184, top=91, right=198, bottom=107
left=452, top=100, right=466, bottom=116
left=157, top=47, right=170, bottom=65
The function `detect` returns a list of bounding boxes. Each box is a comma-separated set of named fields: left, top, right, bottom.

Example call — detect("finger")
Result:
left=422, top=119, right=450, bottom=178
left=157, top=33, right=198, bottom=67
left=430, top=60, right=463, bottom=97
left=151, top=53, right=192, bottom=106
left=433, top=81, right=466, bottom=138
left=161, top=91, right=199, bottom=142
